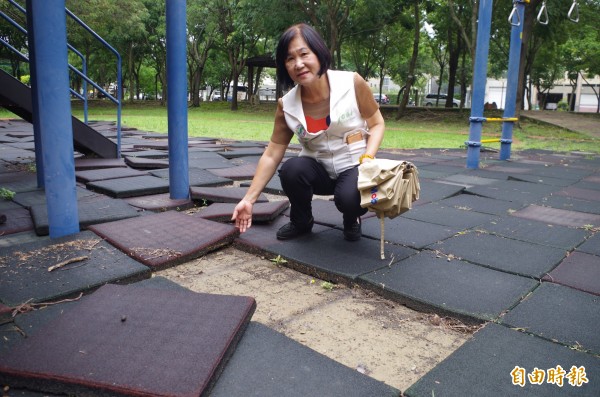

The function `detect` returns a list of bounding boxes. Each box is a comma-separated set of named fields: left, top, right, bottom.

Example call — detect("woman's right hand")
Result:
left=232, top=199, right=254, bottom=233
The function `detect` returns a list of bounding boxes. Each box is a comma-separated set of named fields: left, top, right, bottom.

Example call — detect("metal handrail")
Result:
left=2, top=1, right=122, bottom=156
left=65, top=7, right=122, bottom=156
left=1, top=6, right=89, bottom=123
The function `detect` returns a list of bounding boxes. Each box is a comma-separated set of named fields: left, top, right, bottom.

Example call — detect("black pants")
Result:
left=278, top=156, right=367, bottom=227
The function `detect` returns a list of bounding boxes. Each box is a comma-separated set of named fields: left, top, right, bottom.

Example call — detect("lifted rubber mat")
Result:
left=0, top=230, right=150, bottom=307
left=512, top=204, right=600, bottom=227
left=196, top=200, right=289, bottom=223
left=124, top=193, right=194, bottom=212
left=217, top=147, right=265, bottom=159
left=75, top=167, right=148, bottom=183
left=74, top=158, right=127, bottom=170
left=0, top=283, right=256, bottom=397
left=480, top=216, right=590, bottom=250
left=86, top=175, right=170, bottom=198
left=359, top=250, right=537, bottom=323
left=190, top=186, right=268, bottom=203
left=465, top=180, right=559, bottom=204
left=259, top=229, right=417, bottom=282
left=436, top=193, right=525, bottom=216
left=150, top=168, right=233, bottom=187
left=361, top=216, right=459, bottom=249
left=88, top=211, right=238, bottom=270
left=123, top=156, right=169, bottom=169
left=501, top=282, right=600, bottom=355
left=405, top=323, right=600, bottom=397
left=210, top=322, right=400, bottom=397
left=431, top=231, right=566, bottom=279
left=208, top=163, right=258, bottom=180
left=543, top=251, right=600, bottom=296
left=402, top=203, right=497, bottom=229
left=29, top=196, right=140, bottom=236
left=416, top=180, right=464, bottom=204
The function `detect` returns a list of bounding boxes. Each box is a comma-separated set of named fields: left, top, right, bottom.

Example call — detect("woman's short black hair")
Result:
left=275, top=24, right=332, bottom=88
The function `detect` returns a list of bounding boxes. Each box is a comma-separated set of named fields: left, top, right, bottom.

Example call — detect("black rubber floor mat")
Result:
left=480, top=216, right=590, bottom=250
left=283, top=198, right=343, bottom=227
left=240, top=175, right=285, bottom=195
left=124, top=156, right=169, bottom=169
left=0, top=283, right=256, bottom=397
left=210, top=322, right=400, bottom=397
left=261, top=229, right=417, bottom=282
left=466, top=180, right=559, bottom=204
left=403, top=203, right=497, bottom=229
left=88, top=211, right=238, bottom=270
left=405, top=323, right=600, bottom=397
left=190, top=186, right=268, bottom=204
left=208, top=163, right=258, bottom=180
left=0, top=173, right=38, bottom=193
left=361, top=216, right=459, bottom=249
left=432, top=231, right=567, bottom=279
left=151, top=168, right=233, bottom=187
left=75, top=167, right=148, bottom=183
left=13, top=187, right=97, bottom=208
left=573, top=179, right=600, bottom=191
left=512, top=204, right=600, bottom=227
left=0, top=230, right=150, bottom=307
left=508, top=173, right=575, bottom=187
left=0, top=208, right=33, bottom=236
left=74, top=158, right=127, bottom=170
left=359, top=250, right=537, bottom=322
left=501, top=282, right=600, bottom=355
left=124, top=193, right=194, bottom=212
left=543, top=251, right=600, bottom=296
left=123, top=149, right=168, bottom=159
left=196, top=200, right=289, bottom=223
left=187, top=157, right=234, bottom=169
left=86, top=175, right=170, bottom=198
left=417, top=180, right=465, bottom=204
left=29, top=197, right=140, bottom=236
left=436, top=193, right=524, bottom=215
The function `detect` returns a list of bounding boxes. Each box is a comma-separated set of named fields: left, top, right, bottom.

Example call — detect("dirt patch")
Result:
left=157, top=247, right=474, bottom=391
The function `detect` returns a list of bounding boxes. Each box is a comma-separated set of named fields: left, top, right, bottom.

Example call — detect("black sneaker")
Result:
left=276, top=218, right=314, bottom=240
left=343, top=218, right=361, bottom=241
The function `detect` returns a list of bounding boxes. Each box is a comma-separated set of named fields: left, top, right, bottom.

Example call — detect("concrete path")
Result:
left=522, top=110, right=600, bottom=138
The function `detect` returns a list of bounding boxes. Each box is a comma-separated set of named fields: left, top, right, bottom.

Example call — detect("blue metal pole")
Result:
left=500, top=1, right=525, bottom=160
left=29, top=0, right=79, bottom=237
left=466, top=0, right=494, bottom=169
left=25, top=0, right=44, bottom=188
left=166, top=0, right=189, bottom=199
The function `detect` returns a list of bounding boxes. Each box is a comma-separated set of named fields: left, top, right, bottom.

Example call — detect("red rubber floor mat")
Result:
left=88, top=211, right=238, bottom=270
left=0, top=283, right=256, bottom=397
left=512, top=204, right=600, bottom=227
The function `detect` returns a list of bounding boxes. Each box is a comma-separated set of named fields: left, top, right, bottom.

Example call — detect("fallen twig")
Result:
left=48, top=255, right=89, bottom=272
left=12, top=293, right=84, bottom=317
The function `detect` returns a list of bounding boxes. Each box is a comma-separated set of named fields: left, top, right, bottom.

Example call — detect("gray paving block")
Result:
left=361, top=216, right=459, bottom=249
left=262, top=229, right=417, bottom=282
left=501, top=283, right=600, bottom=355
left=359, top=250, right=537, bottom=322
left=403, top=203, right=497, bottom=229
left=405, top=323, right=600, bottom=397
left=480, top=216, right=591, bottom=249
left=431, top=231, right=567, bottom=279
left=210, top=322, right=400, bottom=397
left=0, top=230, right=151, bottom=307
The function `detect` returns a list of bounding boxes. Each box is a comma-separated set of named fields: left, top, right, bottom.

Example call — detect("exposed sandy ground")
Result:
left=157, top=246, right=477, bottom=392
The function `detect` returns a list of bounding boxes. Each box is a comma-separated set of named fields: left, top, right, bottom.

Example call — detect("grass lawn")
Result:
left=2, top=100, right=598, bottom=154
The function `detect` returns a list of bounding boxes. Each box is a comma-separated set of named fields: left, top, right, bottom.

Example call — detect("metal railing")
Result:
left=1, top=0, right=122, bottom=156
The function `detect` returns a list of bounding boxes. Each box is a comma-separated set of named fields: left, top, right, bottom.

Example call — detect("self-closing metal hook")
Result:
left=508, top=5, right=521, bottom=26
left=537, top=1, right=549, bottom=25
left=568, top=0, right=579, bottom=23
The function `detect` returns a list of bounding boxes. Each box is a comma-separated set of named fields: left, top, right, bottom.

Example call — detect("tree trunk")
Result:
left=446, top=30, right=460, bottom=108
left=516, top=0, right=542, bottom=115
left=397, top=0, right=420, bottom=118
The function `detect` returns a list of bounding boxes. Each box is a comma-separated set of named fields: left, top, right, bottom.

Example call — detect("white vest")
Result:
left=282, top=70, right=368, bottom=179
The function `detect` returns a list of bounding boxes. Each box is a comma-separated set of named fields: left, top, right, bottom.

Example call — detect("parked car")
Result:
left=373, top=93, right=390, bottom=105
left=424, top=93, right=460, bottom=107
left=212, top=91, right=222, bottom=101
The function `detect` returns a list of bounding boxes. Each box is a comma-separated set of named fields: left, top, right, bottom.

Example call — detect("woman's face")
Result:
left=284, top=35, right=321, bottom=86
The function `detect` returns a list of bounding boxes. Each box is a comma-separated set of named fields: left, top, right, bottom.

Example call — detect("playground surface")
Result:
left=0, top=117, right=599, bottom=396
